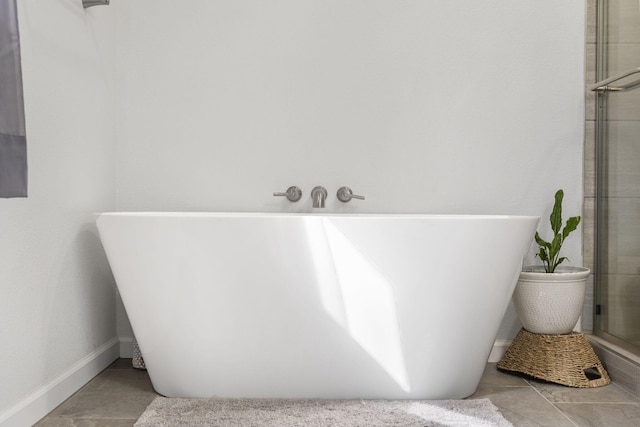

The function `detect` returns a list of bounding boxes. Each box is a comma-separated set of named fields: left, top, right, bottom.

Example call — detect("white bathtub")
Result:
left=96, top=212, right=538, bottom=399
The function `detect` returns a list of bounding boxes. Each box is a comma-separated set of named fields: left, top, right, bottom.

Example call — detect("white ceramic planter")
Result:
left=512, top=266, right=590, bottom=334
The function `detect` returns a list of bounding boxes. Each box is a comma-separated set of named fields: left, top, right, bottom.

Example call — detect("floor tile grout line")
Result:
left=527, top=383, right=580, bottom=427
left=609, top=382, right=640, bottom=402
left=524, top=377, right=640, bottom=404
left=550, top=403, right=581, bottom=427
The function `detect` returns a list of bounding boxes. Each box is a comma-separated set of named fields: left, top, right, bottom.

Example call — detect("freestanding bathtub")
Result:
left=96, top=212, right=538, bottom=399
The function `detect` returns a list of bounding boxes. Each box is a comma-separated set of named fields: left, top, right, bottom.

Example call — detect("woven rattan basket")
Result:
left=497, top=329, right=610, bottom=388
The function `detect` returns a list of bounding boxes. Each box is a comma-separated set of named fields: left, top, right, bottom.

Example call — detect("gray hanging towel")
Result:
left=0, top=0, right=27, bottom=198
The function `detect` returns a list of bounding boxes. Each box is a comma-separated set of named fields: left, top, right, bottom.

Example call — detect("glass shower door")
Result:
left=594, top=0, right=640, bottom=354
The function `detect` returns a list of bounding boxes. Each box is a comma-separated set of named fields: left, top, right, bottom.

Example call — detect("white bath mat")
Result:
left=135, top=397, right=513, bottom=426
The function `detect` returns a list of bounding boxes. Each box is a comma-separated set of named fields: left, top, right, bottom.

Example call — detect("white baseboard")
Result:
left=488, top=340, right=512, bottom=363
left=0, top=337, right=119, bottom=427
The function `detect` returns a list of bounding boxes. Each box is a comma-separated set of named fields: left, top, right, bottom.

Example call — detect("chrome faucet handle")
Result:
left=273, top=186, right=302, bottom=202
left=337, top=186, right=365, bottom=202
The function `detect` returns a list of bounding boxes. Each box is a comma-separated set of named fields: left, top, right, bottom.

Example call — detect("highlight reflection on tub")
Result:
left=96, top=212, right=538, bottom=399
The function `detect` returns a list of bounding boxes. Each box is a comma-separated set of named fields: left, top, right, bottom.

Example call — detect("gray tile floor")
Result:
left=36, top=359, right=640, bottom=426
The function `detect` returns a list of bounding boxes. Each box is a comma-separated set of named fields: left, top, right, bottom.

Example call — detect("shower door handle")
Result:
left=590, top=67, right=640, bottom=93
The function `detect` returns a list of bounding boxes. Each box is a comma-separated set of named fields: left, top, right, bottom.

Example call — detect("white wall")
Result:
left=0, top=2, right=586, bottom=421
left=115, top=0, right=586, bottom=342
left=0, top=1, right=117, bottom=425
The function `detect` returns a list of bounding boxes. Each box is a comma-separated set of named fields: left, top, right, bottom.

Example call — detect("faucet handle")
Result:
left=273, top=186, right=302, bottom=202
left=337, top=186, right=365, bottom=202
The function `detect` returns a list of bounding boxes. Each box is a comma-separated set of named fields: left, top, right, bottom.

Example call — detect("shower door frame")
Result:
left=593, top=0, right=640, bottom=357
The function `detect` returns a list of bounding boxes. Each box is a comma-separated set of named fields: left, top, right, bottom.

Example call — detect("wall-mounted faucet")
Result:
left=311, top=186, right=328, bottom=208
left=274, top=185, right=363, bottom=207
left=337, top=186, right=365, bottom=203
left=273, top=186, right=302, bottom=202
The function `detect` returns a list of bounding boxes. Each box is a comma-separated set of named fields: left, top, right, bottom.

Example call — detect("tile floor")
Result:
left=35, top=359, right=640, bottom=426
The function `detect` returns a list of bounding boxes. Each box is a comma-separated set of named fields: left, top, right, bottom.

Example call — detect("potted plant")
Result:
left=512, top=189, right=590, bottom=334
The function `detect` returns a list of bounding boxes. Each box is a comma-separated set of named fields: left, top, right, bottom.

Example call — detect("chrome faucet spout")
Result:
left=311, top=186, right=328, bottom=208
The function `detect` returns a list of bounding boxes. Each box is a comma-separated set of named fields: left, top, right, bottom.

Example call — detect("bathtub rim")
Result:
left=95, top=212, right=540, bottom=221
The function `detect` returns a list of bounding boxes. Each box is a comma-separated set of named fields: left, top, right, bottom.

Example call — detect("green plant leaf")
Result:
left=563, top=215, right=581, bottom=239
left=550, top=189, right=564, bottom=235
left=534, top=189, right=579, bottom=273
left=534, top=232, right=551, bottom=248
left=538, top=247, right=548, bottom=262
left=550, top=234, right=562, bottom=259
